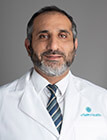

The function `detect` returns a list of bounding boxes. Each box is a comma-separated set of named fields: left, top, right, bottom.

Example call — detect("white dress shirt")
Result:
left=31, top=69, right=70, bottom=115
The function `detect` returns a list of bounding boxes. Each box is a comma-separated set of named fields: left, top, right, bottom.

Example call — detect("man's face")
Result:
left=25, top=12, right=78, bottom=76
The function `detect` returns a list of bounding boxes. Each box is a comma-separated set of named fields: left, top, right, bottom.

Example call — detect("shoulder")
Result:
left=70, top=72, right=107, bottom=95
left=0, top=69, right=33, bottom=92
left=0, top=68, right=33, bottom=107
left=0, top=79, right=19, bottom=111
left=0, top=80, right=18, bottom=93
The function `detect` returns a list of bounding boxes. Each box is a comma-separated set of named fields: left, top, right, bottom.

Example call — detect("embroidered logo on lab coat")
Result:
left=80, top=107, right=102, bottom=117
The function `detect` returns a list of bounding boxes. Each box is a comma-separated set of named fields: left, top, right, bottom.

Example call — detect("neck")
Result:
left=34, top=67, right=69, bottom=85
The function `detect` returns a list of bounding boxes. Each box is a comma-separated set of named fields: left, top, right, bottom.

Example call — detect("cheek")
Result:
left=32, top=42, right=46, bottom=56
left=63, top=43, right=74, bottom=56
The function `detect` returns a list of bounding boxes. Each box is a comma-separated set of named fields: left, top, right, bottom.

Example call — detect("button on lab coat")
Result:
left=0, top=69, right=107, bottom=140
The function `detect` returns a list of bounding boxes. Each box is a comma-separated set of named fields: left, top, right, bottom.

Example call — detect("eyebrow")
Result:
left=37, top=30, right=49, bottom=35
left=59, top=29, right=70, bottom=35
left=37, top=29, right=70, bottom=35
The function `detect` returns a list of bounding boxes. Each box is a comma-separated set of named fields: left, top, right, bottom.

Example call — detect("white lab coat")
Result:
left=0, top=68, right=107, bottom=140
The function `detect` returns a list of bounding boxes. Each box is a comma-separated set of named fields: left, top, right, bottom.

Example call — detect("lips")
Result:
left=44, top=55, right=63, bottom=60
left=41, top=50, right=65, bottom=61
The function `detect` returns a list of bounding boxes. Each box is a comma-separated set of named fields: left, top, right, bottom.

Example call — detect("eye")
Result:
left=59, top=33, right=67, bottom=39
left=39, top=34, right=49, bottom=39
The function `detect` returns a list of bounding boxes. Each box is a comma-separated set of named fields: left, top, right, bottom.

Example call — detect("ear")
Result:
left=25, top=38, right=31, bottom=56
left=74, top=38, right=78, bottom=50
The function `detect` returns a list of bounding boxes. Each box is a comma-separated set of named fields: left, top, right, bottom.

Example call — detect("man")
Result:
left=0, top=6, right=107, bottom=140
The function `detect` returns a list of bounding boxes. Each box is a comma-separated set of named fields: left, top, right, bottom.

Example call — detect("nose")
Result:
left=47, top=36, right=59, bottom=50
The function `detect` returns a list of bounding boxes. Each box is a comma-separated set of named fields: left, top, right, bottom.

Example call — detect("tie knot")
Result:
left=47, top=84, right=58, bottom=94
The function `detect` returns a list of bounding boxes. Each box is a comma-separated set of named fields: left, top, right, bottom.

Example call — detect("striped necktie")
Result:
left=47, top=84, right=63, bottom=134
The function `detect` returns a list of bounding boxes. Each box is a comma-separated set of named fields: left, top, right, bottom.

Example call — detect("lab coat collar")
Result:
left=17, top=69, right=59, bottom=137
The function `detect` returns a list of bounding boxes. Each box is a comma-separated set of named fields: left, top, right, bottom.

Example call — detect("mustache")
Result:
left=41, top=50, right=65, bottom=57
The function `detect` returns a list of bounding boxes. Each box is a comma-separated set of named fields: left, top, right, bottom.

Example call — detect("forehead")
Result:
left=33, top=11, right=72, bottom=32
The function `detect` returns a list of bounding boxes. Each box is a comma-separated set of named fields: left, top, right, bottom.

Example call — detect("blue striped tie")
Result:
left=47, top=84, right=63, bottom=134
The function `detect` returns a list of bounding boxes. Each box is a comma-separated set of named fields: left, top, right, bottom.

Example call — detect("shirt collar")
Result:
left=31, top=69, right=49, bottom=93
left=31, top=69, right=70, bottom=95
left=55, top=71, right=70, bottom=96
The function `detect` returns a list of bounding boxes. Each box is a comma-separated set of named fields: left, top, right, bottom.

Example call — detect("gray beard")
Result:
left=30, top=47, right=75, bottom=77
left=39, top=60, right=70, bottom=76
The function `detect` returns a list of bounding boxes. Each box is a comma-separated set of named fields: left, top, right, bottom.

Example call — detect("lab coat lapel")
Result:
left=18, top=75, right=59, bottom=137
left=60, top=74, right=81, bottom=138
